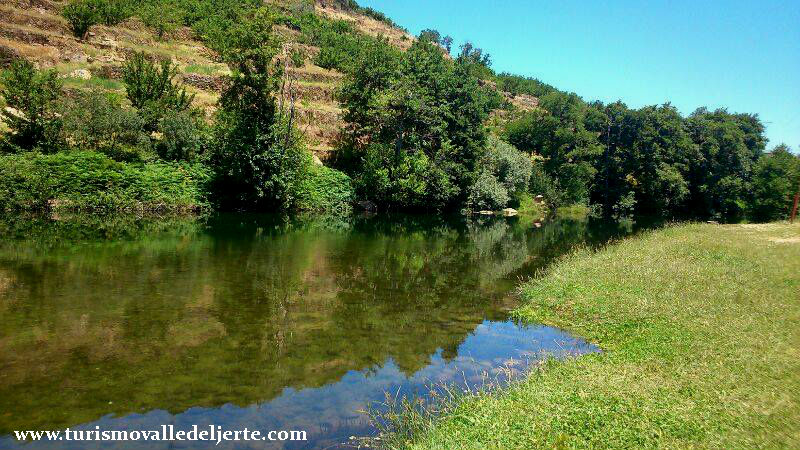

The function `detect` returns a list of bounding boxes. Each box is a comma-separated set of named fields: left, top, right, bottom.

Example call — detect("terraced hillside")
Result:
left=0, top=0, right=537, bottom=158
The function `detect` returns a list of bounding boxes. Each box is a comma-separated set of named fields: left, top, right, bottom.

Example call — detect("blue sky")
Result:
left=360, top=0, right=800, bottom=150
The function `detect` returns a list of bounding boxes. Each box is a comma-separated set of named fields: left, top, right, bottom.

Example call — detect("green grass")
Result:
left=61, top=76, right=125, bottom=92
left=396, top=223, right=800, bottom=449
left=514, top=192, right=548, bottom=217
left=183, top=63, right=228, bottom=75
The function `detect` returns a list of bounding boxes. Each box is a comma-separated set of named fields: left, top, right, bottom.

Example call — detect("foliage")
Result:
left=466, top=170, right=509, bottom=211
left=0, top=60, right=63, bottom=153
left=62, top=0, right=98, bottom=39
left=138, top=1, right=184, bottom=39
left=685, top=107, right=766, bottom=220
left=493, top=72, right=558, bottom=98
left=593, top=102, right=694, bottom=216
left=210, top=8, right=317, bottom=211
left=121, top=52, right=194, bottom=130
left=61, top=88, right=148, bottom=161
left=418, top=28, right=453, bottom=53
left=457, top=42, right=493, bottom=79
left=504, top=92, right=602, bottom=205
left=337, top=39, right=494, bottom=211
left=749, top=144, right=800, bottom=221
left=62, top=0, right=133, bottom=35
left=0, top=151, right=210, bottom=212
left=528, top=160, right=564, bottom=207
left=295, top=164, right=354, bottom=213
left=466, top=136, right=531, bottom=211
left=94, top=0, right=134, bottom=25
left=156, top=109, right=208, bottom=162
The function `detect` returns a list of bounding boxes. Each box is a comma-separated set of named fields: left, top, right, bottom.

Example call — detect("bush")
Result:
left=61, top=88, right=149, bottom=161
left=62, top=0, right=97, bottom=39
left=481, top=136, right=531, bottom=198
left=138, top=1, right=184, bottom=39
left=0, top=60, right=64, bottom=152
left=467, top=171, right=509, bottom=211
left=121, top=52, right=194, bottom=130
left=156, top=109, right=208, bottom=161
left=95, top=0, right=134, bottom=25
left=529, top=161, right=564, bottom=207
left=295, top=164, right=354, bottom=213
left=0, top=151, right=211, bottom=212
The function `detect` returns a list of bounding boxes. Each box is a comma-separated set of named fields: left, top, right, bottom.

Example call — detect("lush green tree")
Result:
left=62, top=0, right=98, bottom=39
left=138, top=1, right=184, bottom=39
left=337, top=39, right=493, bottom=210
left=210, top=7, right=311, bottom=210
left=592, top=102, right=695, bottom=216
left=418, top=29, right=441, bottom=44
left=0, top=60, right=63, bottom=152
left=686, top=108, right=766, bottom=220
left=504, top=91, right=602, bottom=205
left=121, top=52, right=194, bottom=130
left=466, top=136, right=531, bottom=211
left=61, top=88, right=147, bottom=160
left=749, top=144, right=800, bottom=221
left=456, top=41, right=492, bottom=78
left=156, top=109, right=208, bottom=162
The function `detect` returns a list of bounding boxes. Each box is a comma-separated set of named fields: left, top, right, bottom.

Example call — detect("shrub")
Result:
left=481, top=136, right=531, bottom=199
left=529, top=161, right=564, bottom=207
left=138, top=1, right=184, bottom=39
left=467, top=171, right=509, bottom=211
left=61, top=88, right=148, bottom=160
left=62, top=0, right=98, bottom=39
left=156, top=109, right=208, bottom=161
left=296, top=164, right=354, bottom=213
left=121, top=52, right=194, bottom=130
left=0, top=151, right=211, bottom=212
left=0, top=60, right=64, bottom=152
left=95, top=0, right=133, bottom=25
left=289, top=48, right=306, bottom=67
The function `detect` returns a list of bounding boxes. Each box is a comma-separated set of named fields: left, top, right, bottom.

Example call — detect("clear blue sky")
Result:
left=360, top=0, right=800, bottom=150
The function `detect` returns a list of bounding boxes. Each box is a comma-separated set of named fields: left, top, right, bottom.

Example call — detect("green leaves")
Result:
left=0, top=60, right=63, bottom=153
left=338, top=39, right=492, bottom=211
left=121, top=52, right=194, bottom=132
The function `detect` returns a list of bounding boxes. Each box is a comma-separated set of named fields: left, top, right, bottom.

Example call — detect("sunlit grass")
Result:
left=398, top=222, right=800, bottom=449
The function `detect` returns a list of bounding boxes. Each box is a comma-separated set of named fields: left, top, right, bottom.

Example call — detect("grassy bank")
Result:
left=399, top=223, right=800, bottom=449
left=0, top=151, right=211, bottom=213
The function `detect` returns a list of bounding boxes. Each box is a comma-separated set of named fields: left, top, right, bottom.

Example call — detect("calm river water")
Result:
left=0, top=212, right=647, bottom=449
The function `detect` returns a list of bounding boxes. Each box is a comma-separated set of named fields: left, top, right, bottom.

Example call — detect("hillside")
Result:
left=0, top=0, right=534, bottom=158
left=1, top=0, right=794, bottom=220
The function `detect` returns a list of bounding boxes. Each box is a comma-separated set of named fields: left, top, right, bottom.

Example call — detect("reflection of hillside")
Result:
left=0, top=213, right=643, bottom=433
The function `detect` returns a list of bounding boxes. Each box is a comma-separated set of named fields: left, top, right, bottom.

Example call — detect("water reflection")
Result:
left=0, top=213, right=645, bottom=449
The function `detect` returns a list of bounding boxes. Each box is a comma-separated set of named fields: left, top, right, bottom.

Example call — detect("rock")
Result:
left=502, top=208, right=518, bottom=216
left=706, top=220, right=720, bottom=225
left=312, top=154, right=324, bottom=166
left=0, top=44, right=20, bottom=68
left=478, top=210, right=494, bottom=215
left=357, top=201, right=377, bottom=213
left=4, top=107, right=25, bottom=120
left=69, top=69, right=91, bottom=80
left=533, top=195, right=545, bottom=204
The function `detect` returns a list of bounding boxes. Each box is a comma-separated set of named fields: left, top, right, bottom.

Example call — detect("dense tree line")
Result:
left=1, top=2, right=797, bottom=220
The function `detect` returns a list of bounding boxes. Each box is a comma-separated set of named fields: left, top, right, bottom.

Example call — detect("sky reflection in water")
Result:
left=0, top=213, right=639, bottom=449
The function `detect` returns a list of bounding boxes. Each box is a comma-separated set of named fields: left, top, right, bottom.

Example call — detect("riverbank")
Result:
left=0, top=151, right=211, bottom=213
left=398, top=222, right=800, bottom=449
